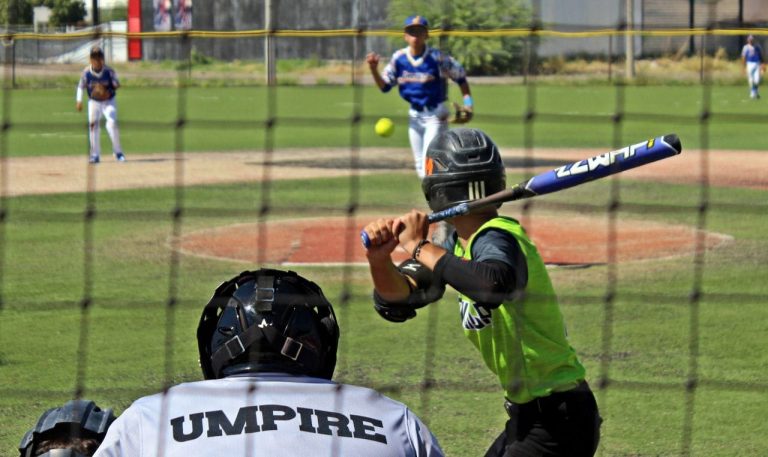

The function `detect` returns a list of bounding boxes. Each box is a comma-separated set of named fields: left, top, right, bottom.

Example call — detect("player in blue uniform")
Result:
left=741, top=34, right=765, bottom=99
left=367, top=15, right=473, bottom=178
left=76, top=46, right=126, bottom=163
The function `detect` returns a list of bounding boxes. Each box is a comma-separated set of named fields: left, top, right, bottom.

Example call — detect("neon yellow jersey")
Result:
left=454, top=216, right=586, bottom=403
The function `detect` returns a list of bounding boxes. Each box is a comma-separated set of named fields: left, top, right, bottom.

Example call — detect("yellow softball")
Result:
left=375, top=117, right=395, bottom=137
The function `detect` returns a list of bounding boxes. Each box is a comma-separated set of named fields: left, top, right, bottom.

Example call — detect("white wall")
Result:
left=535, top=0, right=641, bottom=57
left=46, top=21, right=128, bottom=63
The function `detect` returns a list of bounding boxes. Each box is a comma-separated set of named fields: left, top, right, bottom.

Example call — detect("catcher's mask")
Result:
left=19, top=400, right=115, bottom=457
left=197, top=269, right=339, bottom=380
left=422, top=128, right=506, bottom=212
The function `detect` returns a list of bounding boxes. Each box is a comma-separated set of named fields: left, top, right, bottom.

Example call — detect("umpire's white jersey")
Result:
left=94, top=373, right=443, bottom=457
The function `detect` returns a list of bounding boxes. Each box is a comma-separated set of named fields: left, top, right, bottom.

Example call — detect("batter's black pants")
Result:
left=484, top=381, right=602, bottom=457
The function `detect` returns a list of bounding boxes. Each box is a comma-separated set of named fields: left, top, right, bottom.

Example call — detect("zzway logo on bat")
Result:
left=555, top=141, right=647, bottom=178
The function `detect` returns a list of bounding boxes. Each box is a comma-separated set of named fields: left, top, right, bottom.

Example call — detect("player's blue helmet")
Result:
left=404, top=15, right=429, bottom=29
left=19, top=400, right=115, bottom=457
left=422, top=128, right=506, bottom=212
left=197, top=269, right=339, bottom=380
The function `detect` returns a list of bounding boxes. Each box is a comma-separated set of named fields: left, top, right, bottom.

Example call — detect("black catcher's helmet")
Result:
left=19, top=399, right=115, bottom=457
left=197, top=269, right=339, bottom=380
left=422, top=128, right=506, bottom=211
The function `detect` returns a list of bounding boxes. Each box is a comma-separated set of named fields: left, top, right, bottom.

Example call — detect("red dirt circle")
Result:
left=178, top=215, right=731, bottom=266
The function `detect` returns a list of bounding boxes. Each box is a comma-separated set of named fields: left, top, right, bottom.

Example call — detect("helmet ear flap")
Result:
left=315, top=305, right=339, bottom=379
left=198, top=288, right=233, bottom=380
left=291, top=279, right=339, bottom=379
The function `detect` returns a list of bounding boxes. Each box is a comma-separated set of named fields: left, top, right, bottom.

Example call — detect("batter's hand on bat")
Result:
left=394, top=210, right=430, bottom=254
left=362, top=218, right=399, bottom=261
left=366, top=52, right=380, bottom=70
left=76, top=102, right=83, bottom=112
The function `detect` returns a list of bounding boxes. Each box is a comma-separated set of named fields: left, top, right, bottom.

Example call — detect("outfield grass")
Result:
left=4, top=84, right=768, bottom=157
left=1, top=82, right=767, bottom=455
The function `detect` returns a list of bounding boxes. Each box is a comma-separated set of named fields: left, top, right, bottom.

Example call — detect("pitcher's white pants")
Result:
left=408, top=102, right=450, bottom=178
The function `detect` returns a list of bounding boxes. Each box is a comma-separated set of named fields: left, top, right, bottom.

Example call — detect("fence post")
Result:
left=608, top=34, right=613, bottom=82
left=264, top=0, right=276, bottom=86
left=700, top=34, right=705, bottom=83
left=12, top=39, right=16, bottom=89
left=625, top=0, right=635, bottom=79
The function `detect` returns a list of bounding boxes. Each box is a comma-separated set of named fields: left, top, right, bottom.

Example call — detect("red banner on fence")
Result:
left=128, top=0, right=142, bottom=60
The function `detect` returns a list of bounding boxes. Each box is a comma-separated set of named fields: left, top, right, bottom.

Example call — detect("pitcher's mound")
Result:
left=178, top=215, right=731, bottom=266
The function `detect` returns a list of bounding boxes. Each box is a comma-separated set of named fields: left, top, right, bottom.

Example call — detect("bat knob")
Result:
left=361, top=231, right=372, bottom=249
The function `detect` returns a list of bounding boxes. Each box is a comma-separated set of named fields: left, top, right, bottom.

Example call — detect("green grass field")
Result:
left=0, top=84, right=767, bottom=456
left=5, top=84, right=768, bottom=156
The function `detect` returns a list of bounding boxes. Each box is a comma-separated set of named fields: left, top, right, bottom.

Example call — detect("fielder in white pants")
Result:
left=76, top=46, right=126, bottom=163
left=85, top=98, right=123, bottom=161
left=746, top=61, right=762, bottom=99
left=742, top=35, right=765, bottom=100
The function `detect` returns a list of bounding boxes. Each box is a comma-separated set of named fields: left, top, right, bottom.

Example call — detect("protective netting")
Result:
left=1, top=4, right=767, bottom=457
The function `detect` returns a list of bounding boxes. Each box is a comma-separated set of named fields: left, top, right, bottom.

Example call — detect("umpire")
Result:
left=94, top=268, right=443, bottom=456
left=363, top=128, right=602, bottom=456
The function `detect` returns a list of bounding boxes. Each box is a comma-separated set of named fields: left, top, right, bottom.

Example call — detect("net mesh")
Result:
left=1, top=1, right=767, bottom=456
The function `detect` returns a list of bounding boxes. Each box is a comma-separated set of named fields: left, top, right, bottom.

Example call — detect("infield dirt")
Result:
left=12, top=146, right=760, bottom=265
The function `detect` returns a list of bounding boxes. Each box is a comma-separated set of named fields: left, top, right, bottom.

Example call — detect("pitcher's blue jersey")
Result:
left=379, top=47, right=467, bottom=110
left=78, top=65, right=119, bottom=100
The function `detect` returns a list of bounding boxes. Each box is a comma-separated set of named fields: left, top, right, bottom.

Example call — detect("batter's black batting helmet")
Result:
left=197, top=269, right=339, bottom=380
left=19, top=399, right=115, bottom=457
left=422, top=128, right=506, bottom=211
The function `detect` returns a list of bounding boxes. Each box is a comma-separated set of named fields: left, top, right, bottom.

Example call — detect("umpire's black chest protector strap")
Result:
left=210, top=316, right=319, bottom=376
left=254, top=275, right=275, bottom=312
